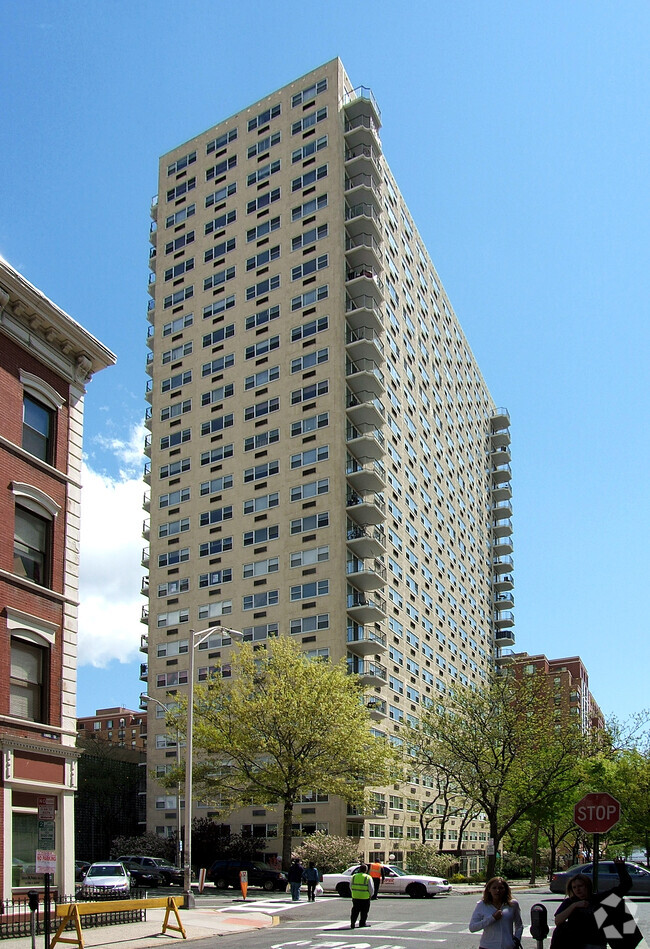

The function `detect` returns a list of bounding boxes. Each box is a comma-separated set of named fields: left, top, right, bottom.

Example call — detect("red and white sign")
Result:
left=35, top=850, right=57, bottom=874
left=574, top=792, right=621, bottom=834
left=37, top=796, right=56, bottom=821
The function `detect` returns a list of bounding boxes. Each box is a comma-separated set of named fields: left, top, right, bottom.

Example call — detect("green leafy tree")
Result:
left=408, top=672, right=593, bottom=878
left=191, top=820, right=263, bottom=870
left=167, top=637, right=397, bottom=869
left=294, top=832, right=362, bottom=873
left=110, top=831, right=175, bottom=863
left=405, top=844, right=455, bottom=877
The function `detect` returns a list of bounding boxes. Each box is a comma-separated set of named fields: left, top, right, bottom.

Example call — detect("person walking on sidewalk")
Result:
left=287, top=858, right=304, bottom=901
left=350, top=864, right=374, bottom=929
left=302, top=861, right=320, bottom=902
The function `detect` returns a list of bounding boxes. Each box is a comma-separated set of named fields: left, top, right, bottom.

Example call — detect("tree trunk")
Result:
left=486, top=820, right=499, bottom=880
left=529, top=819, right=539, bottom=885
left=281, top=798, right=294, bottom=871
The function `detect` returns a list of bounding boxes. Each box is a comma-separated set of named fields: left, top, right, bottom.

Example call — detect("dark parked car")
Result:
left=550, top=861, right=650, bottom=895
left=121, top=860, right=163, bottom=888
left=75, top=860, right=91, bottom=882
left=206, top=859, right=287, bottom=891
left=116, top=855, right=183, bottom=886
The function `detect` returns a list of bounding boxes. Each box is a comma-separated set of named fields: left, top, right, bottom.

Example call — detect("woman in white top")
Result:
left=469, top=876, right=523, bottom=949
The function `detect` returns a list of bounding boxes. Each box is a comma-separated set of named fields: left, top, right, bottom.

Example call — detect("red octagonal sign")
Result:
left=574, top=792, right=621, bottom=834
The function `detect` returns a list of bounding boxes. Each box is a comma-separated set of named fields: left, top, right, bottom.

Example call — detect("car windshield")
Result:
left=387, top=866, right=407, bottom=876
left=88, top=865, right=125, bottom=877
left=152, top=859, right=173, bottom=867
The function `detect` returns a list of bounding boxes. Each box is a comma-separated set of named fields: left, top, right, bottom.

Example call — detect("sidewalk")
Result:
left=2, top=904, right=279, bottom=949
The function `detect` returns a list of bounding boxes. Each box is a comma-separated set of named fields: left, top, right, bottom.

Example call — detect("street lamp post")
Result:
left=140, top=693, right=182, bottom=868
left=184, top=625, right=243, bottom=907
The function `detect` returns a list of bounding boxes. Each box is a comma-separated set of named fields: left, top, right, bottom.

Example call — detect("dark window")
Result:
left=23, top=395, right=54, bottom=463
left=14, top=507, right=50, bottom=585
left=10, top=638, right=47, bottom=721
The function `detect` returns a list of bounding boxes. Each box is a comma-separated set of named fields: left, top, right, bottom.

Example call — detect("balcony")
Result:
left=347, top=656, right=387, bottom=686
left=493, top=574, right=514, bottom=593
left=342, top=85, right=382, bottom=125
left=149, top=220, right=157, bottom=245
left=345, top=173, right=382, bottom=211
left=346, top=489, right=386, bottom=526
left=490, top=427, right=510, bottom=450
left=346, top=423, right=385, bottom=461
left=142, top=491, right=151, bottom=513
left=494, top=593, right=515, bottom=612
left=346, top=325, right=384, bottom=363
left=494, top=610, right=515, bottom=629
left=346, top=293, right=384, bottom=333
left=346, top=522, right=386, bottom=559
left=140, top=633, right=148, bottom=653
left=145, top=351, right=154, bottom=376
left=343, top=112, right=381, bottom=152
left=346, top=458, right=385, bottom=494
left=140, top=576, right=149, bottom=597
left=495, top=647, right=515, bottom=666
left=344, top=143, right=382, bottom=181
left=346, top=392, right=385, bottom=429
left=142, top=518, right=150, bottom=541
left=346, top=357, right=384, bottom=400
left=492, top=498, right=512, bottom=520
left=492, top=517, right=513, bottom=538
left=139, top=662, right=148, bottom=681
left=141, top=546, right=150, bottom=568
left=347, top=590, right=386, bottom=623
left=491, top=482, right=512, bottom=503
left=495, top=628, right=516, bottom=647
left=492, top=554, right=514, bottom=575
left=345, top=264, right=384, bottom=300
left=346, top=557, right=387, bottom=591
left=345, top=202, right=381, bottom=241
left=491, top=463, right=512, bottom=485
left=147, top=298, right=155, bottom=322
left=490, top=446, right=511, bottom=467
left=150, top=194, right=158, bottom=220
left=491, top=407, right=510, bottom=432
left=144, top=407, right=152, bottom=432
left=347, top=624, right=387, bottom=655
left=366, top=697, right=387, bottom=721
left=143, top=461, right=151, bottom=485
left=492, top=535, right=513, bottom=557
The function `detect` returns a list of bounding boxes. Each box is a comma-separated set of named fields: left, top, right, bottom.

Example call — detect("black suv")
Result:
left=116, top=855, right=183, bottom=886
left=207, top=859, right=287, bottom=891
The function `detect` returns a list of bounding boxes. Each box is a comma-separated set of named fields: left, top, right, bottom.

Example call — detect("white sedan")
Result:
left=322, top=864, right=452, bottom=899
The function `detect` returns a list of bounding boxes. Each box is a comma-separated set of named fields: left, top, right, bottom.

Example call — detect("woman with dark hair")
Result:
left=552, top=856, right=632, bottom=948
left=469, top=876, right=523, bottom=948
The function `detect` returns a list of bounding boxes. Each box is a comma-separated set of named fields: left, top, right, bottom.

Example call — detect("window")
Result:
left=243, top=525, right=279, bottom=546
left=243, top=557, right=279, bottom=578
left=163, top=286, right=193, bottom=309
left=14, top=506, right=50, bottom=585
left=291, top=254, right=328, bottom=281
left=160, top=428, right=191, bottom=450
left=290, top=512, right=329, bottom=534
left=247, top=160, right=281, bottom=186
left=245, top=366, right=279, bottom=389
left=165, top=232, right=194, bottom=255
left=291, top=412, right=329, bottom=436
left=199, top=569, right=233, bottom=588
left=244, top=398, right=279, bottom=421
left=203, top=296, right=236, bottom=319
left=167, top=151, right=196, bottom=175
left=199, top=506, right=232, bottom=527
left=244, top=460, right=279, bottom=483
left=290, top=545, right=329, bottom=567
left=248, top=103, right=281, bottom=131
left=201, top=383, right=234, bottom=406
left=292, top=135, right=328, bottom=163
left=292, top=193, right=327, bottom=221
left=165, top=204, right=195, bottom=228
left=158, top=547, right=190, bottom=567
left=291, top=285, right=328, bottom=311
left=290, top=580, right=329, bottom=600
left=290, top=478, right=329, bottom=501
left=162, top=313, right=193, bottom=337
left=246, top=275, right=280, bottom=300
left=291, top=223, right=328, bottom=250
left=204, top=237, right=236, bottom=262
left=157, top=671, right=188, bottom=687
left=159, top=487, right=191, bottom=508
left=198, top=600, right=232, bottom=620
left=247, top=189, right=280, bottom=215
left=205, top=209, right=237, bottom=235
left=291, top=78, right=327, bottom=107
left=243, top=590, right=279, bottom=610
left=201, top=354, right=235, bottom=376
left=202, top=324, right=235, bottom=348
left=291, top=349, right=328, bottom=374
left=22, top=394, right=54, bottom=463
left=10, top=638, right=46, bottom=721
left=247, top=217, right=281, bottom=242
left=243, top=493, right=279, bottom=515
left=200, top=444, right=234, bottom=466
left=206, top=154, right=237, bottom=181
left=159, top=517, right=190, bottom=538
left=158, top=580, right=189, bottom=597
left=205, top=182, right=237, bottom=209
left=204, top=266, right=235, bottom=291
left=206, top=127, right=237, bottom=154
left=166, top=178, right=195, bottom=202
left=157, top=609, right=189, bottom=628
left=291, top=107, right=327, bottom=135
left=291, top=316, right=328, bottom=342
left=248, top=131, right=281, bottom=157
left=291, top=164, right=328, bottom=192
left=164, top=259, right=194, bottom=281
left=246, top=246, right=280, bottom=270
left=290, top=614, right=329, bottom=634
left=291, top=380, right=328, bottom=404
left=245, top=304, right=280, bottom=330
left=242, top=623, right=279, bottom=642
left=290, top=445, right=329, bottom=469
left=245, top=336, right=279, bottom=360
left=162, top=341, right=192, bottom=364
left=162, top=370, right=192, bottom=392
left=159, top=457, right=190, bottom=479
left=200, top=475, right=234, bottom=496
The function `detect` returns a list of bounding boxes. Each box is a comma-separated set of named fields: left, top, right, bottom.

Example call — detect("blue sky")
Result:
left=2, top=1, right=649, bottom=723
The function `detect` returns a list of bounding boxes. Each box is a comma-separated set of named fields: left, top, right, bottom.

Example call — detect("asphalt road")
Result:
left=185, top=887, right=650, bottom=948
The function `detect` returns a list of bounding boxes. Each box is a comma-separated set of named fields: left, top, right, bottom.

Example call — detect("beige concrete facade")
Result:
left=142, top=58, right=513, bottom=868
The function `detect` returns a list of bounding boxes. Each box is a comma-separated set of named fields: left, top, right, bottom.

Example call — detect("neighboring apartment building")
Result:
left=510, top=652, right=605, bottom=733
left=76, top=706, right=147, bottom=751
left=141, top=58, right=513, bottom=864
left=0, top=258, right=115, bottom=898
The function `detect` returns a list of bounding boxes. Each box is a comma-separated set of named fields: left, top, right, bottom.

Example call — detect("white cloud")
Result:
left=78, top=431, right=146, bottom=668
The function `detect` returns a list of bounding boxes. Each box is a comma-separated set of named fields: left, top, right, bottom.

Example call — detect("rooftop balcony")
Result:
left=346, top=557, right=387, bottom=591
left=346, top=422, right=385, bottom=461
left=347, top=656, right=387, bottom=687
left=492, top=554, right=514, bottom=575
left=347, top=623, right=387, bottom=655
left=345, top=293, right=384, bottom=334
left=346, top=392, right=385, bottom=429
left=346, top=324, right=384, bottom=363
left=347, top=590, right=386, bottom=624
left=345, top=202, right=381, bottom=241
left=346, top=522, right=386, bottom=559
left=346, top=457, right=386, bottom=494
left=346, top=488, right=386, bottom=526
left=342, top=85, right=382, bottom=125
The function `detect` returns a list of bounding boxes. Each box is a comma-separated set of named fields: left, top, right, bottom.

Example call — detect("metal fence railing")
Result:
left=0, top=891, right=146, bottom=940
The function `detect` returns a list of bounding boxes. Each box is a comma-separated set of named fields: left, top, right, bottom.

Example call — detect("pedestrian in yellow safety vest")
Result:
left=350, top=864, right=374, bottom=929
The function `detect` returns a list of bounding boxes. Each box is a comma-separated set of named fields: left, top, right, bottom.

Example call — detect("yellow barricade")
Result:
left=50, top=895, right=187, bottom=949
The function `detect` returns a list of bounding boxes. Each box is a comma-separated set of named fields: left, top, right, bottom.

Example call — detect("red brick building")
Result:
left=510, top=652, right=605, bottom=733
left=0, top=258, right=115, bottom=898
left=76, top=707, right=147, bottom=751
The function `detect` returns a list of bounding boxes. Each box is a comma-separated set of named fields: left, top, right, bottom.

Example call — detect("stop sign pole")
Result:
left=574, top=792, right=621, bottom=892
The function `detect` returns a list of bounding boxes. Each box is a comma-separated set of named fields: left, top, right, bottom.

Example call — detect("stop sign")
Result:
left=574, top=792, right=621, bottom=833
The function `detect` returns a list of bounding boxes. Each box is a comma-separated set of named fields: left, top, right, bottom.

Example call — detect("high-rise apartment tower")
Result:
left=142, top=58, right=514, bottom=867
